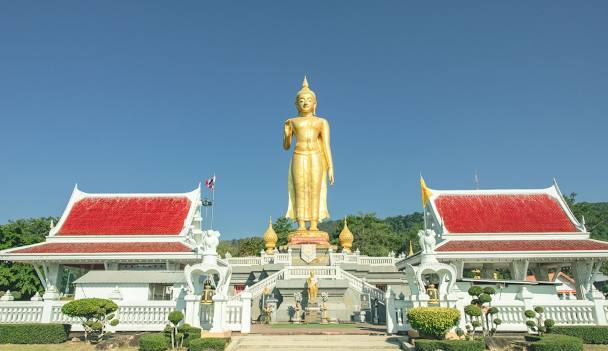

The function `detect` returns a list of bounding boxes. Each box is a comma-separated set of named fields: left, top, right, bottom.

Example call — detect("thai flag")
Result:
left=205, top=176, right=215, bottom=191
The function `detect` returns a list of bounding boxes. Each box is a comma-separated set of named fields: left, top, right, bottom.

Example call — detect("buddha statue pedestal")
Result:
left=304, top=302, right=321, bottom=324
left=288, top=230, right=330, bottom=248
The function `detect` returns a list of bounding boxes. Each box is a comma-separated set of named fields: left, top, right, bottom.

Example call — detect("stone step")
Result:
left=228, top=335, right=403, bottom=351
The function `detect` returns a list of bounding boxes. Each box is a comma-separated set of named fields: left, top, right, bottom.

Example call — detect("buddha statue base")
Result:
left=288, top=230, right=330, bottom=247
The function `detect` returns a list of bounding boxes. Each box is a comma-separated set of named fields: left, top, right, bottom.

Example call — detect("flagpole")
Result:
left=211, top=173, right=215, bottom=230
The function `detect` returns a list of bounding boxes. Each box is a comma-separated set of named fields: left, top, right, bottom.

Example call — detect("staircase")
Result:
left=226, top=335, right=404, bottom=351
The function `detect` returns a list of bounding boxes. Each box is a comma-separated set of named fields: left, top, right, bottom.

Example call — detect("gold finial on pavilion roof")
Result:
left=339, top=217, right=354, bottom=253
left=408, top=240, right=414, bottom=256
left=263, top=217, right=278, bottom=254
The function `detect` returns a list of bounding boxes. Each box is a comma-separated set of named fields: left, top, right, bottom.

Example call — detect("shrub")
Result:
left=550, top=326, right=608, bottom=344
left=178, top=324, right=201, bottom=346
left=61, top=298, right=119, bottom=342
left=139, top=333, right=169, bottom=351
left=0, top=323, right=71, bottom=344
left=415, top=339, right=485, bottom=351
left=464, top=304, right=481, bottom=317
left=528, top=334, right=582, bottom=351
left=525, top=310, right=536, bottom=318
left=188, top=337, right=229, bottom=351
left=468, top=286, right=483, bottom=297
left=407, top=307, right=460, bottom=340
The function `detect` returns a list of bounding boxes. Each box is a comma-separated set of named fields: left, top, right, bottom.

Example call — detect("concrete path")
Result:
left=226, top=334, right=405, bottom=351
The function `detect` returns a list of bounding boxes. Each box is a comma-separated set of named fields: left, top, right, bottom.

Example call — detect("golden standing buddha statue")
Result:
left=284, top=77, right=334, bottom=246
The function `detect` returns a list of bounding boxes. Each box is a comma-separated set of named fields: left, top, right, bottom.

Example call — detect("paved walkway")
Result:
left=226, top=334, right=406, bottom=351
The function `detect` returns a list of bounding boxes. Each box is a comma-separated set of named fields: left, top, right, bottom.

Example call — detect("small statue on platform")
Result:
left=321, top=292, right=329, bottom=324
left=262, top=303, right=273, bottom=324
left=293, top=292, right=302, bottom=323
left=418, top=229, right=436, bottom=254
left=307, top=271, right=319, bottom=304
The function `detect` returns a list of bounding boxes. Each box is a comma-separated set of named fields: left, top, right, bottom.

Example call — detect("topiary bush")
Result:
left=0, top=323, right=71, bottom=344
left=550, top=326, right=608, bottom=344
left=61, top=298, right=119, bottom=342
left=406, top=307, right=460, bottom=340
left=139, top=333, right=169, bottom=351
left=415, top=339, right=485, bottom=351
left=465, top=285, right=500, bottom=336
left=528, top=334, right=582, bottom=351
left=188, top=337, right=230, bottom=351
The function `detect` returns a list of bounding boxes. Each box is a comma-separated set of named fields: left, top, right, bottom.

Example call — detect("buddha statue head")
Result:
left=295, top=76, right=317, bottom=116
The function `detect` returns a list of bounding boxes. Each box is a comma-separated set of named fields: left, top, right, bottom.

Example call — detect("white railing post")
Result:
left=240, top=291, right=252, bottom=334
left=41, top=295, right=60, bottom=323
left=210, top=295, right=227, bottom=333
left=184, top=294, right=201, bottom=328
left=385, top=288, right=397, bottom=334
left=590, top=291, right=607, bottom=325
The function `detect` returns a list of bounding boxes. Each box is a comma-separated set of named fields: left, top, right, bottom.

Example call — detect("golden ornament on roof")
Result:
left=339, top=218, right=354, bottom=253
left=263, top=217, right=278, bottom=253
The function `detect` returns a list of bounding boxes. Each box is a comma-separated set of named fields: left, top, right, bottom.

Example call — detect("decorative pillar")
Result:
left=510, top=260, right=529, bottom=281
left=184, top=294, right=201, bottom=328
left=210, top=295, right=227, bottom=333
left=240, top=291, right=252, bottom=334
left=385, top=288, right=397, bottom=334
left=572, top=260, right=594, bottom=300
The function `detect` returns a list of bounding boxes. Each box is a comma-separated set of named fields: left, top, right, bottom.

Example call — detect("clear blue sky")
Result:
left=1, top=1, right=607, bottom=239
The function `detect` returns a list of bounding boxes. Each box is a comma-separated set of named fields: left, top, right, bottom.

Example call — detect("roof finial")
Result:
left=50, top=219, right=55, bottom=230
left=408, top=240, right=414, bottom=256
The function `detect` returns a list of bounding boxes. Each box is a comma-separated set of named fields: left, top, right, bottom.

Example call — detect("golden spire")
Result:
left=408, top=240, right=414, bottom=256
left=297, top=75, right=316, bottom=99
left=339, top=217, right=354, bottom=253
left=263, top=217, right=278, bottom=254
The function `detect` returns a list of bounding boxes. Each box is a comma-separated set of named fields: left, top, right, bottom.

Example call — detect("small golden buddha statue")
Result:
left=284, top=77, right=334, bottom=246
left=307, top=271, right=319, bottom=304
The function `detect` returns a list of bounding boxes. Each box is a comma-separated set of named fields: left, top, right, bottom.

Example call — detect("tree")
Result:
left=272, top=216, right=293, bottom=248
left=236, top=237, right=264, bottom=257
left=167, top=310, right=184, bottom=349
left=465, top=286, right=500, bottom=337
left=332, top=213, right=401, bottom=256
left=0, top=217, right=57, bottom=299
left=61, top=298, right=119, bottom=342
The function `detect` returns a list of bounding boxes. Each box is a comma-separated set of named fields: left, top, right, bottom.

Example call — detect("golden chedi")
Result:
left=263, top=217, right=278, bottom=253
left=339, top=218, right=354, bottom=253
left=283, top=77, right=334, bottom=247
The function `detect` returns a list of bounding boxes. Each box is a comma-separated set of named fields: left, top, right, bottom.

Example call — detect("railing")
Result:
left=329, top=252, right=397, bottom=266
left=0, top=299, right=177, bottom=331
left=226, top=257, right=262, bottom=265
left=115, top=302, right=177, bottom=331
left=225, top=298, right=244, bottom=331
left=285, top=266, right=339, bottom=279
left=0, top=301, right=44, bottom=323
left=232, top=269, right=286, bottom=300
left=338, top=268, right=386, bottom=304
left=544, top=304, right=595, bottom=325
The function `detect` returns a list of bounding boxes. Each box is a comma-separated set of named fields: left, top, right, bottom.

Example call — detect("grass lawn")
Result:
left=584, top=345, right=608, bottom=351
left=0, top=344, right=136, bottom=351
left=270, top=322, right=358, bottom=328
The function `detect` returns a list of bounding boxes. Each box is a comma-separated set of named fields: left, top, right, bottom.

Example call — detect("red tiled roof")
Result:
left=436, top=239, right=608, bottom=252
left=9, top=242, right=193, bottom=254
left=58, top=197, right=191, bottom=235
left=434, top=194, right=577, bottom=233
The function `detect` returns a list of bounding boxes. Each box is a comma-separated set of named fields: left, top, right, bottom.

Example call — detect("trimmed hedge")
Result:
left=189, top=337, right=230, bottom=351
left=407, top=307, right=461, bottom=339
left=415, top=339, right=485, bottom=351
left=528, top=334, right=583, bottom=351
left=551, top=326, right=608, bottom=344
left=0, top=323, right=71, bottom=344
left=139, top=333, right=169, bottom=351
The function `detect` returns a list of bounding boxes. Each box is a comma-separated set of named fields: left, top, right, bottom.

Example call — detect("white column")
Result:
left=510, top=260, right=529, bottom=281
left=240, top=291, right=252, bottom=334
left=184, top=294, right=201, bottom=328
left=572, top=260, right=594, bottom=300
left=210, top=295, right=227, bottom=333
